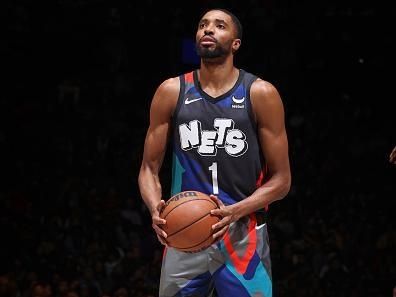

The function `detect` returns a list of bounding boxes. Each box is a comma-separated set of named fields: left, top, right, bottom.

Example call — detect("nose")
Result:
left=204, top=28, right=214, bottom=36
left=204, top=23, right=214, bottom=35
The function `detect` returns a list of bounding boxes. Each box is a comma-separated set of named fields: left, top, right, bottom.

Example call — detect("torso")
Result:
left=170, top=69, right=267, bottom=205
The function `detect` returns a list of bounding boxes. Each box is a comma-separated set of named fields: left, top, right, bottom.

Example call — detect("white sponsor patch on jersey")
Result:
left=232, top=96, right=245, bottom=104
left=231, top=96, right=245, bottom=109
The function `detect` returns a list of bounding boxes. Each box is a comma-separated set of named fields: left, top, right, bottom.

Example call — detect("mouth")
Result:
left=200, top=36, right=217, bottom=46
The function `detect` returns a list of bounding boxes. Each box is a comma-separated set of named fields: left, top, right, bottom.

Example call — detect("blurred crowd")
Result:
left=2, top=0, right=395, bottom=297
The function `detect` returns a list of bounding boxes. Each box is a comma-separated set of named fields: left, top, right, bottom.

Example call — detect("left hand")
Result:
left=209, top=195, right=237, bottom=241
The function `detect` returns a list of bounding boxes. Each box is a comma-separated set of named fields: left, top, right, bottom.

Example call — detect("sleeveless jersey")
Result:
left=171, top=69, right=267, bottom=206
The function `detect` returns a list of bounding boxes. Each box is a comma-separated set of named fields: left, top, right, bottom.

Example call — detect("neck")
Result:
left=198, top=56, right=238, bottom=89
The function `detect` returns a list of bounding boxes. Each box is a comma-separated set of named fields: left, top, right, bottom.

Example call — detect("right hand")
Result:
left=151, top=200, right=168, bottom=245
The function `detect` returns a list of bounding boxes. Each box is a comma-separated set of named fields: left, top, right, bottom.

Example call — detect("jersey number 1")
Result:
left=208, top=162, right=219, bottom=195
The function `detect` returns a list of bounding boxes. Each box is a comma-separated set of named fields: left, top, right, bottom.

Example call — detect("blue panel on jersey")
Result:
left=176, top=271, right=212, bottom=297
left=215, top=188, right=238, bottom=206
left=213, top=265, right=251, bottom=297
left=214, top=96, right=232, bottom=108
left=186, top=86, right=200, bottom=96
left=243, top=252, right=261, bottom=280
left=174, top=148, right=239, bottom=205
left=214, top=84, right=246, bottom=108
left=218, top=241, right=273, bottom=297
left=233, top=85, right=245, bottom=98
left=175, top=148, right=212, bottom=194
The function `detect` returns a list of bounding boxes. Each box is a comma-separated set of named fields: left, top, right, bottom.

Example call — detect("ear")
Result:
left=232, top=39, right=241, bottom=53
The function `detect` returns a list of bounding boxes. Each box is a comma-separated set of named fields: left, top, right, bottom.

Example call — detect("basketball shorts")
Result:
left=159, top=213, right=272, bottom=297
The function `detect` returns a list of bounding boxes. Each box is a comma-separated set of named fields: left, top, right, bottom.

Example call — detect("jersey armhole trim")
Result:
left=246, top=75, right=258, bottom=131
left=171, top=74, right=185, bottom=126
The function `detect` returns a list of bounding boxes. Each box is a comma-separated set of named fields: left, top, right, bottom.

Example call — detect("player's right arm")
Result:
left=390, top=146, right=396, bottom=164
left=138, top=77, right=179, bottom=244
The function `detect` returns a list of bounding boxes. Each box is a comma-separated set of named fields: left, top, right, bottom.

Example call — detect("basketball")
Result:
left=159, top=191, right=221, bottom=253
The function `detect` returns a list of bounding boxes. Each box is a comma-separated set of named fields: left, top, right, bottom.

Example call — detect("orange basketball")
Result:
left=159, top=191, right=221, bottom=253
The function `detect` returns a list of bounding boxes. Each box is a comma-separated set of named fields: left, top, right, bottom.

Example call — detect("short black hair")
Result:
left=200, top=8, right=243, bottom=40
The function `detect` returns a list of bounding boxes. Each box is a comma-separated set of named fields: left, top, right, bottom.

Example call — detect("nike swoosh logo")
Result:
left=255, top=223, right=266, bottom=230
left=232, top=96, right=245, bottom=104
left=185, top=97, right=203, bottom=105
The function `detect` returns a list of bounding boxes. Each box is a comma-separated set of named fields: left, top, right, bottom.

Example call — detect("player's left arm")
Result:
left=211, top=79, right=291, bottom=238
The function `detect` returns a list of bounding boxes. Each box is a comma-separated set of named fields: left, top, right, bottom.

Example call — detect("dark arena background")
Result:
left=2, top=0, right=396, bottom=296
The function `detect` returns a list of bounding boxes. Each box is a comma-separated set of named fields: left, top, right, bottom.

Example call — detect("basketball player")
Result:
left=138, top=8, right=291, bottom=297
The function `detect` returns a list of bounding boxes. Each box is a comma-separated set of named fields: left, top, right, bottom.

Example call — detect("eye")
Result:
left=217, top=24, right=225, bottom=29
left=199, top=23, right=206, bottom=29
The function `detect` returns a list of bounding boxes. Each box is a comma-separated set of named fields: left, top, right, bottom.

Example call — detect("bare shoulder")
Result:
left=151, top=76, right=180, bottom=117
left=154, top=77, right=180, bottom=103
left=250, top=78, right=282, bottom=104
left=250, top=78, right=285, bottom=124
left=156, top=77, right=180, bottom=97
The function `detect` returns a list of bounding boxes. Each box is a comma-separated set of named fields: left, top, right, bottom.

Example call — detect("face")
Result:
left=196, top=10, right=241, bottom=59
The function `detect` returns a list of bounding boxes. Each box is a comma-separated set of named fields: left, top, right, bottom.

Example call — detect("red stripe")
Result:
left=162, top=246, right=167, bottom=259
left=256, top=166, right=269, bottom=211
left=185, top=71, right=194, bottom=83
left=255, top=170, right=264, bottom=188
left=223, top=214, right=257, bottom=274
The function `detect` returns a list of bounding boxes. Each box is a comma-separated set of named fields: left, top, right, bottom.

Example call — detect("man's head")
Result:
left=196, top=9, right=243, bottom=59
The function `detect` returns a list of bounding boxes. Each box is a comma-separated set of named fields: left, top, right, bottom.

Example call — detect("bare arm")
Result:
left=138, top=77, right=179, bottom=243
left=390, top=146, right=396, bottom=164
left=211, top=79, right=291, bottom=237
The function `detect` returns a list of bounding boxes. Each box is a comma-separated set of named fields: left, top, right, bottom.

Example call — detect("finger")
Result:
left=210, top=208, right=226, bottom=217
left=211, top=217, right=229, bottom=230
left=154, top=226, right=168, bottom=239
left=153, top=216, right=166, bottom=225
left=157, top=234, right=168, bottom=246
left=209, top=195, right=224, bottom=208
left=157, top=200, right=166, bottom=211
left=212, top=225, right=229, bottom=240
left=152, top=224, right=168, bottom=238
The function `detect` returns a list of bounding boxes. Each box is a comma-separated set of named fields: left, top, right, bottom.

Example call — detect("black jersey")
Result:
left=171, top=69, right=267, bottom=206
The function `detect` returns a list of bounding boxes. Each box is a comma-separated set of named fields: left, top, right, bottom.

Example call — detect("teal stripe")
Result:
left=219, top=241, right=272, bottom=297
left=171, top=153, right=185, bottom=196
